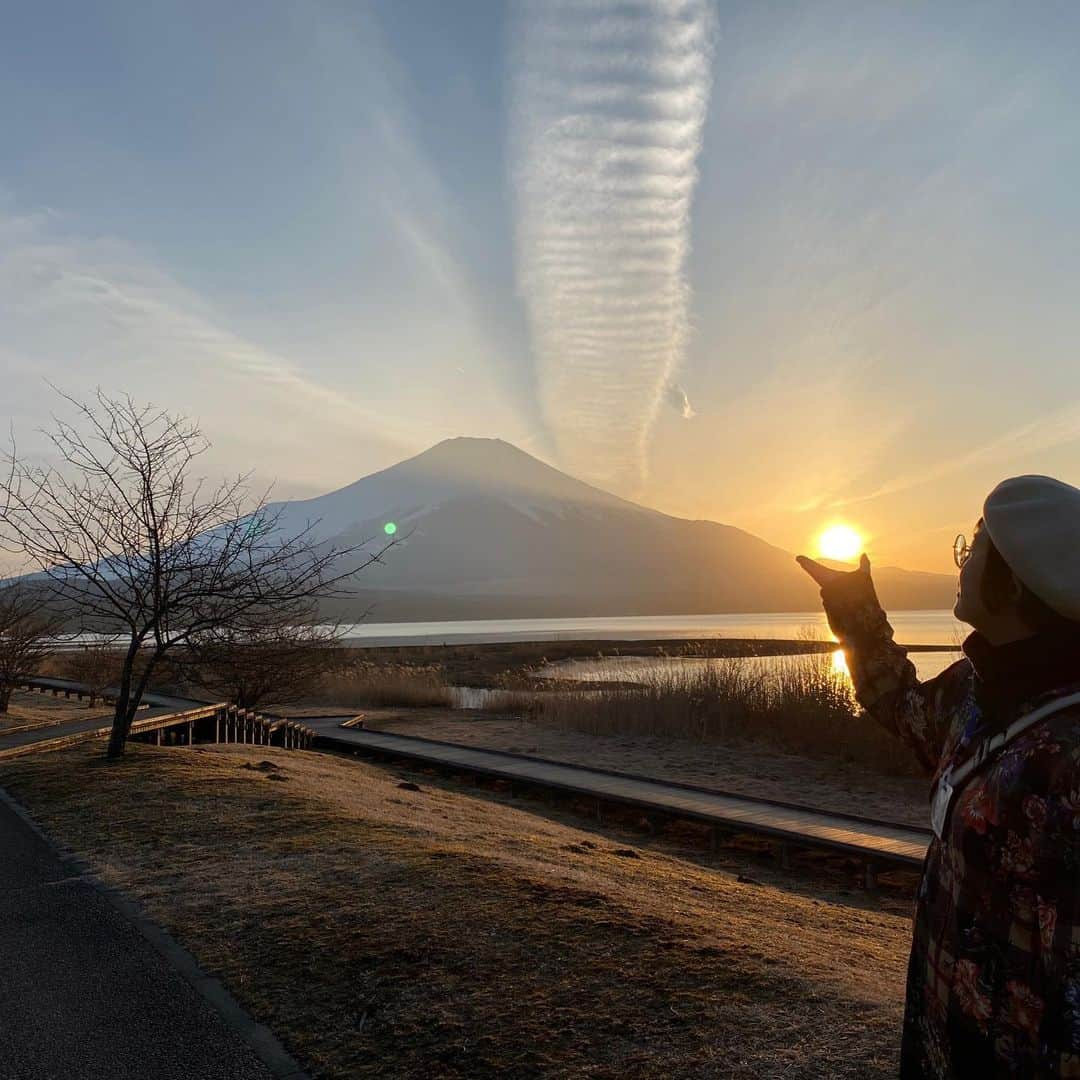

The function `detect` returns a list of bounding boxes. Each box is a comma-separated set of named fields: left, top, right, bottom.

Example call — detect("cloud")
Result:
left=0, top=204, right=424, bottom=492
left=511, top=0, right=714, bottom=488
left=663, top=378, right=695, bottom=419
left=828, top=400, right=1080, bottom=510
left=0, top=216, right=397, bottom=431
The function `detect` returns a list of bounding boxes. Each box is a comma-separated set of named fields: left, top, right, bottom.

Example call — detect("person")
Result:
left=797, top=474, right=1080, bottom=1078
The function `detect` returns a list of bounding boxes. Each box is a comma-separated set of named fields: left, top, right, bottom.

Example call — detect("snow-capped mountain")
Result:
left=271, top=438, right=957, bottom=620
left=269, top=436, right=649, bottom=542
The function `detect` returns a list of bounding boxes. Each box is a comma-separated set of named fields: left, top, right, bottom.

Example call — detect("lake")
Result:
left=339, top=609, right=966, bottom=648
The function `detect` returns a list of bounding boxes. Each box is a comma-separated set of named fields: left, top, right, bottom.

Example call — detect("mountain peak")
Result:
left=270, top=435, right=644, bottom=540
left=401, top=436, right=633, bottom=507
left=419, top=436, right=530, bottom=464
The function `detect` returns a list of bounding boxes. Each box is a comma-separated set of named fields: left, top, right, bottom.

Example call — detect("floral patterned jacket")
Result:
left=818, top=570, right=1080, bottom=1078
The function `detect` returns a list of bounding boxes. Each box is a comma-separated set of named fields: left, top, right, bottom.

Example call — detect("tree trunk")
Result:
left=105, top=641, right=140, bottom=759
left=106, top=644, right=164, bottom=759
left=106, top=701, right=132, bottom=759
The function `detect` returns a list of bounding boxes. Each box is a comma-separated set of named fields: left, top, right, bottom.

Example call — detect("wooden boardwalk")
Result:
left=0, top=677, right=314, bottom=759
left=3, top=678, right=931, bottom=876
left=307, top=719, right=932, bottom=872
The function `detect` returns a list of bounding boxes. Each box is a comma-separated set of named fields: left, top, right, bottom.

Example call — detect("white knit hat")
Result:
left=982, top=474, right=1080, bottom=621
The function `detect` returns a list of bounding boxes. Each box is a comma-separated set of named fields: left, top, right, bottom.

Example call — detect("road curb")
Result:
left=0, top=783, right=310, bottom=1080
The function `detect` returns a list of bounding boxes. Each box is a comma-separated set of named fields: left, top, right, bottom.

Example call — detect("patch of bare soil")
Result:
left=360, top=711, right=932, bottom=829
left=0, top=742, right=911, bottom=1078
left=0, top=689, right=113, bottom=735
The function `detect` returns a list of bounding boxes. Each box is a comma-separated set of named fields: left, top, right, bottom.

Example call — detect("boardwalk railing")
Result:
left=1, top=677, right=315, bottom=759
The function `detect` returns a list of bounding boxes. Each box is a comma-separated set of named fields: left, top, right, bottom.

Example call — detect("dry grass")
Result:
left=359, top=711, right=931, bottom=829
left=0, top=742, right=911, bottom=1078
left=314, top=665, right=456, bottom=709
left=292, top=640, right=934, bottom=779
left=306, top=646, right=924, bottom=778
left=329, top=638, right=847, bottom=691
left=508, top=653, right=923, bottom=778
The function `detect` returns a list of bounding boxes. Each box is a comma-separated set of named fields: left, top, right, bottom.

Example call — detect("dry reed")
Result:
left=314, top=665, right=456, bottom=708
left=514, top=653, right=923, bottom=777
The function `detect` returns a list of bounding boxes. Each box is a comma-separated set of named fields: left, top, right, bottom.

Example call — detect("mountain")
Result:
left=269, top=438, right=958, bottom=620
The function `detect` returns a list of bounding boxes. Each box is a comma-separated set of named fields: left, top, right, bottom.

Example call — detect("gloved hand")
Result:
left=795, top=553, right=884, bottom=641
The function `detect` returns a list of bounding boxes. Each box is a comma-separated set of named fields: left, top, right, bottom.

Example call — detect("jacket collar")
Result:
left=962, top=628, right=1080, bottom=720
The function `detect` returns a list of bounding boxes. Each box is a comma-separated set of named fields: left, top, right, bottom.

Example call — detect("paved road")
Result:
left=0, top=797, right=276, bottom=1080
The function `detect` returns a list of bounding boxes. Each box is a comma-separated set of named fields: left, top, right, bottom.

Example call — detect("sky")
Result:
left=2, top=0, right=1079, bottom=574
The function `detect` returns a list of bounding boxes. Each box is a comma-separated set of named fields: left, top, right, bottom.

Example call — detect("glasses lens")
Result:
left=953, top=535, right=969, bottom=568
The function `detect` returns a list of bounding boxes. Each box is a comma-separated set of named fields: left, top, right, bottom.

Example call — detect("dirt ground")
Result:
left=0, top=741, right=914, bottom=1078
left=357, top=710, right=932, bottom=829
left=0, top=688, right=113, bottom=734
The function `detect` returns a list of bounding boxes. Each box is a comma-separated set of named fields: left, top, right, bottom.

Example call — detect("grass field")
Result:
left=0, top=741, right=913, bottom=1078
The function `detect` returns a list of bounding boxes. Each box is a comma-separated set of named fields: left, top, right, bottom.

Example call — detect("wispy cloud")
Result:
left=0, top=203, right=421, bottom=492
left=0, top=214, right=400, bottom=432
left=827, top=400, right=1080, bottom=510
left=512, top=0, right=714, bottom=488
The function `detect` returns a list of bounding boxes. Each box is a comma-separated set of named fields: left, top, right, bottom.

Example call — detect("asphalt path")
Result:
left=0, top=796, right=278, bottom=1080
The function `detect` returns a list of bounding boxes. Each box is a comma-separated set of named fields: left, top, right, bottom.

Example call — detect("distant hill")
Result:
left=267, top=438, right=957, bottom=620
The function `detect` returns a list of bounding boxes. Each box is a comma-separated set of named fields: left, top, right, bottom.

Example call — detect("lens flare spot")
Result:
left=816, top=523, right=864, bottom=562
left=384, top=522, right=398, bottom=536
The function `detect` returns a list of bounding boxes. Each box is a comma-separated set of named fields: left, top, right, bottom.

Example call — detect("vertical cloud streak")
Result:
left=512, top=0, right=714, bottom=488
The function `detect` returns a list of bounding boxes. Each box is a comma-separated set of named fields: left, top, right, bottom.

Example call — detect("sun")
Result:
left=816, top=523, right=864, bottom=562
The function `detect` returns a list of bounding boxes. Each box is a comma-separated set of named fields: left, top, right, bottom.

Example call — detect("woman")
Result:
left=797, top=474, right=1080, bottom=1078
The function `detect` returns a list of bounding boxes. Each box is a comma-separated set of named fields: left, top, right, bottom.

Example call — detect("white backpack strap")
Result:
left=932, top=689, right=1080, bottom=839
left=950, top=689, right=1080, bottom=790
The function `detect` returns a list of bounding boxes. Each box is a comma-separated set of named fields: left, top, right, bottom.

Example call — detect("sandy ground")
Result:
left=0, top=741, right=913, bottom=1078
left=359, top=711, right=932, bottom=829
left=0, top=689, right=113, bottom=734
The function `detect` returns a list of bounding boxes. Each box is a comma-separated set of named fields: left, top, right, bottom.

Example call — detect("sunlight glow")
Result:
left=831, top=649, right=850, bottom=677
left=816, top=523, right=864, bottom=562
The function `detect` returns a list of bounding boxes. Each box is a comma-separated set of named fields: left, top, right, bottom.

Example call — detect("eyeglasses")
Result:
left=953, top=534, right=971, bottom=569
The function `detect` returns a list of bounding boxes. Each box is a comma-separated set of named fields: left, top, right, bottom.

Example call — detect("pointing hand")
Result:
left=795, top=552, right=872, bottom=590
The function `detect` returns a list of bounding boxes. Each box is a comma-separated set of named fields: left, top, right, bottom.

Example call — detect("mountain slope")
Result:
left=272, top=438, right=957, bottom=619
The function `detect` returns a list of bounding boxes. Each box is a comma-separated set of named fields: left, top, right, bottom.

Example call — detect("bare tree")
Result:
left=57, top=641, right=125, bottom=708
left=180, top=610, right=344, bottom=711
left=0, top=389, right=390, bottom=757
left=0, top=585, right=63, bottom=713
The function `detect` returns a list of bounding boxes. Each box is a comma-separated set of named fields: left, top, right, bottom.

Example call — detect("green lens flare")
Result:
left=384, top=521, right=398, bottom=536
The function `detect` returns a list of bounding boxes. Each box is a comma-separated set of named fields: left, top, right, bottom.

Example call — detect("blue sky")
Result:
left=3, top=1, right=1079, bottom=571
